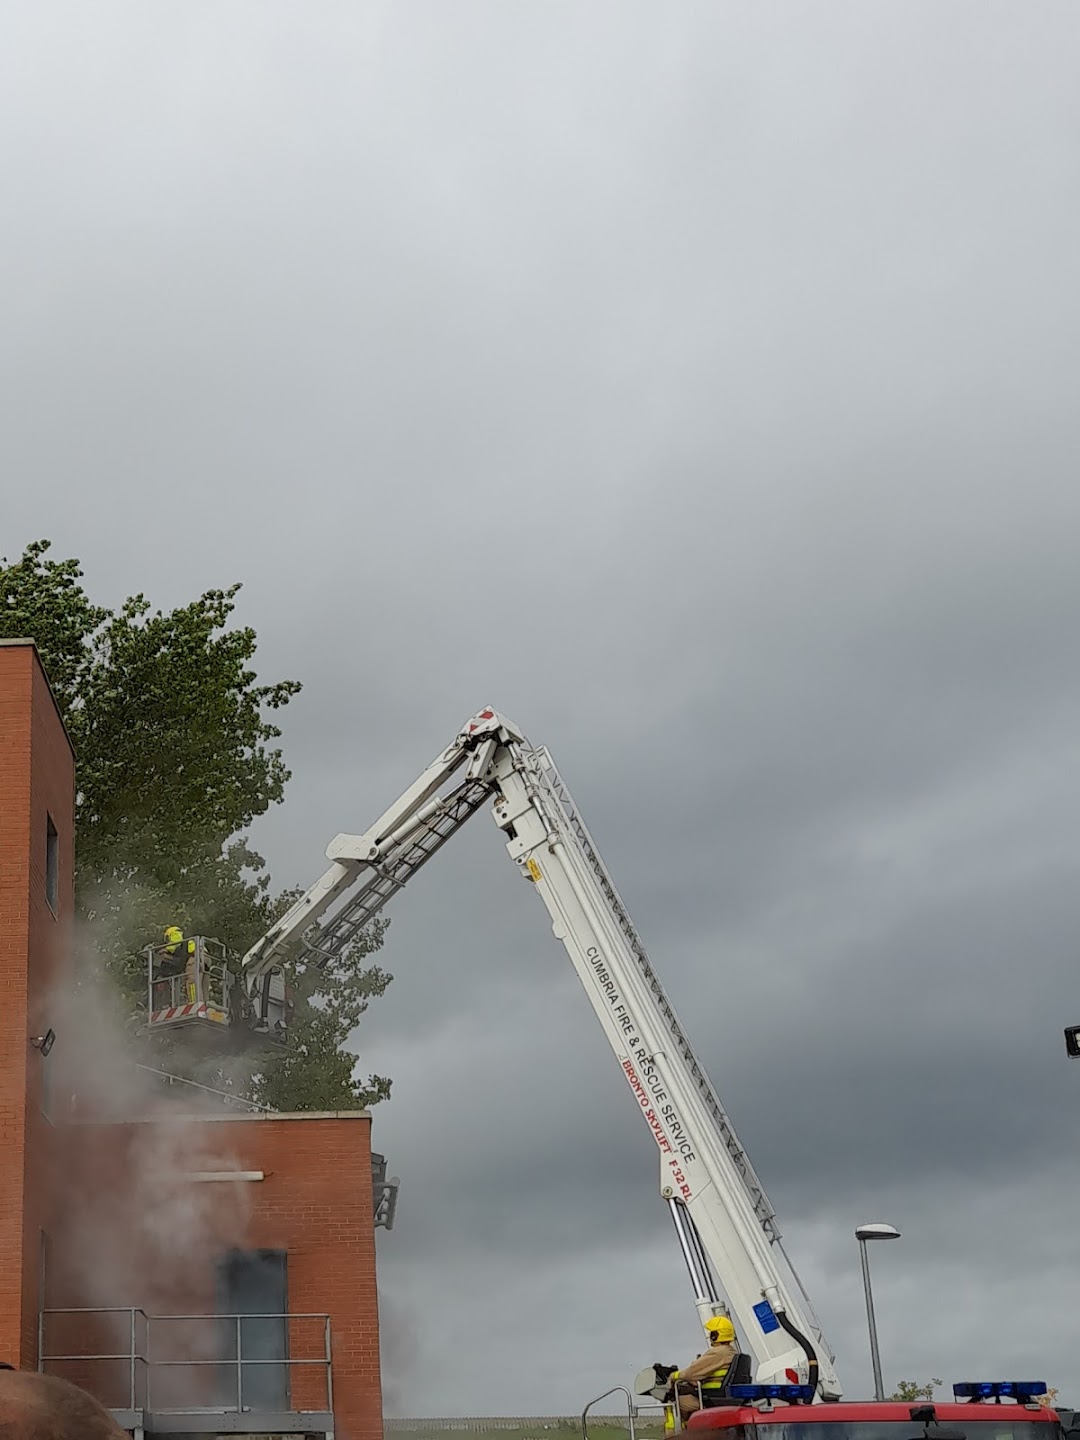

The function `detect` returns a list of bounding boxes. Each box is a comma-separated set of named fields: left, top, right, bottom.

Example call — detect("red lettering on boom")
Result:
left=622, top=1058, right=672, bottom=1153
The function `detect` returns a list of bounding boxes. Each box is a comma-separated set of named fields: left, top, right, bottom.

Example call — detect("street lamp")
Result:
left=856, top=1223, right=901, bottom=1401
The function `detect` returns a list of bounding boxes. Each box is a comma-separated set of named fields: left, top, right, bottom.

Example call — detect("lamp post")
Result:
left=856, top=1223, right=901, bottom=1401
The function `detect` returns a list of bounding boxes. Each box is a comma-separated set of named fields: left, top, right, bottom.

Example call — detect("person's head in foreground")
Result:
left=0, top=1366, right=127, bottom=1439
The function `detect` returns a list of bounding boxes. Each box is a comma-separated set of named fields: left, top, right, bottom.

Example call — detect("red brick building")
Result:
left=0, top=639, right=75, bottom=1375
left=0, top=641, right=387, bottom=1440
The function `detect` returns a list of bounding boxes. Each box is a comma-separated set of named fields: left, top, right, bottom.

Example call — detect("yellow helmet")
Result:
left=164, top=925, right=183, bottom=941
left=704, top=1316, right=735, bottom=1343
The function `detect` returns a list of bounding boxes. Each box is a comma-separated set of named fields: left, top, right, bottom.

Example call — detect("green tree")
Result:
left=256, top=921, right=393, bottom=1111
left=889, top=1380, right=943, bottom=1402
left=0, top=538, right=107, bottom=707
left=0, top=539, right=391, bottom=1110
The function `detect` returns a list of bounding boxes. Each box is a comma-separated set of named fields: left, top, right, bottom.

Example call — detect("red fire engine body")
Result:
left=691, top=1401, right=1061, bottom=1433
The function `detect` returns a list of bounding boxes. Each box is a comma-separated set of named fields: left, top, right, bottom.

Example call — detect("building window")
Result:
left=45, top=815, right=58, bottom=916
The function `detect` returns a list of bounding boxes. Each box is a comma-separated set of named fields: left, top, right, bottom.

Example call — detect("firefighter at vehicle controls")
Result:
left=162, top=925, right=198, bottom=1003
left=671, top=1315, right=737, bottom=1420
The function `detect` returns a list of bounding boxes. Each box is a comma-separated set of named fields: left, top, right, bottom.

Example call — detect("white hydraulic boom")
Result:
left=240, top=708, right=842, bottom=1399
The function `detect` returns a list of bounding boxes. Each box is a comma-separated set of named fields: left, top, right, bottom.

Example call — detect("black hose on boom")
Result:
left=774, top=1309, right=820, bottom=1395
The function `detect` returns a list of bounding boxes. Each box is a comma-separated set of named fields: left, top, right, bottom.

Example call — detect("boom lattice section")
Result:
left=311, top=778, right=493, bottom=961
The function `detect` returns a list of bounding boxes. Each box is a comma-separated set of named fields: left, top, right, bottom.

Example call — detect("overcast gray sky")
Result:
left=5, top=0, right=1080, bottom=1416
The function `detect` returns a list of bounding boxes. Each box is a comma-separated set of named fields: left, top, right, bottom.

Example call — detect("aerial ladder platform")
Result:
left=148, top=708, right=836, bottom=1395
left=144, top=707, right=1059, bottom=1431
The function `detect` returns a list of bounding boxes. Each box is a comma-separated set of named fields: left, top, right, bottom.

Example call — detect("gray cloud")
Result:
left=4, top=0, right=1080, bottom=1416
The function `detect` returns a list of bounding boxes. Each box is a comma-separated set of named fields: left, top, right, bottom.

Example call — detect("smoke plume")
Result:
left=46, top=928, right=253, bottom=1320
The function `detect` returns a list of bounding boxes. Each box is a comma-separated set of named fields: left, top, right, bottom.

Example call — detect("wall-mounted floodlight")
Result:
left=30, top=1029, right=56, bottom=1058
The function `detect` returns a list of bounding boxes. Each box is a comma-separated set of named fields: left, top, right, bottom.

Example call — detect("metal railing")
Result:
left=579, top=1388, right=673, bottom=1440
left=386, top=1424, right=666, bottom=1437
left=582, top=1389, right=639, bottom=1440
left=145, top=937, right=233, bottom=1021
left=132, top=1063, right=273, bottom=1113
left=38, top=1308, right=149, bottom=1411
left=39, top=1308, right=332, bottom=1415
left=386, top=1423, right=637, bottom=1434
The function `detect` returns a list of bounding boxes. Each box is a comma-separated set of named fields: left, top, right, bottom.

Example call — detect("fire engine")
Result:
left=143, top=709, right=1066, bottom=1434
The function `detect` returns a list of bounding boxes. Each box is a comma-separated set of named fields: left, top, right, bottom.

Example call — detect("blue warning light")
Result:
left=729, top=1384, right=816, bottom=1404
left=952, top=1383, right=1048, bottom=1402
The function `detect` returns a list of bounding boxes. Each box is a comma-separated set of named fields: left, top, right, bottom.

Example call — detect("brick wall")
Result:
left=0, top=643, right=75, bottom=1371
left=53, top=1111, right=383, bottom=1440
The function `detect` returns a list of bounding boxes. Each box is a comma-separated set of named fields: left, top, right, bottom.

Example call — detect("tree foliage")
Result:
left=0, top=539, right=391, bottom=1110
left=73, top=586, right=300, bottom=886
left=0, top=538, right=107, bottom=708
left=889, top=1381, right=943, bottom=1402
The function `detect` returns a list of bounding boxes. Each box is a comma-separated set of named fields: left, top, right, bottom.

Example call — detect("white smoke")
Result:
left=379, top=1285, right=420, bottom=1416
left=46, top=929, right=254, bottom=1321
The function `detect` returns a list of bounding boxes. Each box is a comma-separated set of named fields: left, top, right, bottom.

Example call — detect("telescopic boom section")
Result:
left=239, top=708, right=841, bottom=1399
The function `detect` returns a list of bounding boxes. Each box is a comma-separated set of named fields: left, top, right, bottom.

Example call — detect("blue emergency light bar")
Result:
left=952, top=1383, right=1048, bottom=1402
left=730, top=1385, right=816, bottom=1404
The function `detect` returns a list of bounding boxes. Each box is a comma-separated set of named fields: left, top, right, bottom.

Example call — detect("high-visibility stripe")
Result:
left=700, top=1368, right=731, bottom=1390
left=149, top=1002, right=227, bottom=1026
